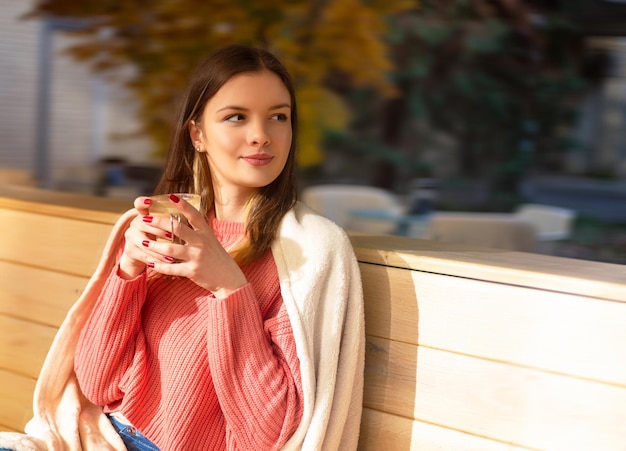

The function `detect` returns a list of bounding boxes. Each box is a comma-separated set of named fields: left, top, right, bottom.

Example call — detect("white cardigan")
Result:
left=0, top=201, right=365, bottom=450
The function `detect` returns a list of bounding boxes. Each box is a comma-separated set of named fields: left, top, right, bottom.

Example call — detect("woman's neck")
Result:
left=213, top=204, right=245, bottom=222
left=212, top=190, right=252, bottom=222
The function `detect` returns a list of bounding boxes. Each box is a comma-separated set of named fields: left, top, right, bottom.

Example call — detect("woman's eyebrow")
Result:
left=216, top=105, right=246, bottom=113
left=216, top=103, right=291, bottom=113
left=269, top=103, right=291, bottom=111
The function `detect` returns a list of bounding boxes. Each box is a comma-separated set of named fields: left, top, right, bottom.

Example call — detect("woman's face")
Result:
left=190, top=70, right=292, bottom=199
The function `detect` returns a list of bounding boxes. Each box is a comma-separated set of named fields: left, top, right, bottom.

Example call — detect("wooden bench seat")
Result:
left=1, top=185, right=626, bottom=450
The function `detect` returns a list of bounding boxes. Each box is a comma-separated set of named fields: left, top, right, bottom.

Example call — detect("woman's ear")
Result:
left=189, top=120, right=204, bottom=151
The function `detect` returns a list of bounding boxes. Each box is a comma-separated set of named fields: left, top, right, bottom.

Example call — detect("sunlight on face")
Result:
left=192, top=70, right=292, bottom=200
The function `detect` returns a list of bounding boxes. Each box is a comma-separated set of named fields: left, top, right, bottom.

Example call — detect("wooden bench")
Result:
left=1, top=185, right=626, bottom=450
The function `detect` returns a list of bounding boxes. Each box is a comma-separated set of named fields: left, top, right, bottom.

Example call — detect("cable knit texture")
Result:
left=74, top=217, right=303, bottom=450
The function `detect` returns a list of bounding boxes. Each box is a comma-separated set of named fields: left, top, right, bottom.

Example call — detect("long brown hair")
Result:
left=154, top=45, right=298, bottom=265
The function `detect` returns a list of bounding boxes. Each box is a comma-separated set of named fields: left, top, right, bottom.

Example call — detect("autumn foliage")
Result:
left=27, top=0, right=417, bottom=167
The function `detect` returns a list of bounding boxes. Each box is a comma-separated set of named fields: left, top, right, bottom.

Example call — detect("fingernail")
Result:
left=169, top=194, right=180, bottom=203
left=142, top=240, right=150, bottom=247
left=147, top=262, right=155, bottom=268
left=143, top=216, right=153, bottom=223
left=143, top=198, right=152, bottom=205
left=164, top=256, right=175, bottom=263
left=165, top=231, right=172, bottom=240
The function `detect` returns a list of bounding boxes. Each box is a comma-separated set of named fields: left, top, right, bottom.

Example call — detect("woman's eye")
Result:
left=225, top=113, right=245, bottom=122
left=272, top=113, right=288, bottom=122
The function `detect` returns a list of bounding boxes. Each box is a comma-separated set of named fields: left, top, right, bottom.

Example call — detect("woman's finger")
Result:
left=139, top=214, right=182, bottom=242
left=167, top=194, right=205, bottom=231
left=133, top=196, right=153, bottom=216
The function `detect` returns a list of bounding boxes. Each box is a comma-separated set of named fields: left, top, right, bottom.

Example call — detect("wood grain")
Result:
left=0, top=370, right=35, bottom=433
left=0, top=209, right=113, bottom=277
left=364, top=337, right=626, bottom=450
left=358, top=408, right=530, bottom=450
left=361, top=262, right=626, bottom=386
left=0, top=261, right=88, bottom=327
left=350, top=233, right=626, bottom=302
left=0, top=314, right=57, bottom=379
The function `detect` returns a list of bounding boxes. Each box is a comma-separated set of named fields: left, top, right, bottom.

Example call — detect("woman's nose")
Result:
left=248, top=121, right=270, bottom=147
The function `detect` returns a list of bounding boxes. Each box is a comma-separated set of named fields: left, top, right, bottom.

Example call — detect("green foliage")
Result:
left=342, top=1, right=588, bottom=197
left=403, top=3, right=585, bottom=170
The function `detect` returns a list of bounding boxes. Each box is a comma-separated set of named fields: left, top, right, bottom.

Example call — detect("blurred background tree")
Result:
left=26, top=0, right=590, bottom=210
left=26, top=0, right=416, bottom=169
left=323, top=0, right=588, bottom=210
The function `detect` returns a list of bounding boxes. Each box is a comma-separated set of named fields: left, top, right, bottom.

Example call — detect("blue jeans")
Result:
left=108, top=414, right=160, bottom=451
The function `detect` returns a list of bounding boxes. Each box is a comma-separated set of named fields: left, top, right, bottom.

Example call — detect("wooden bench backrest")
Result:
left=0, top=187, right=129, bottom=432
left=353, top=234, right=626, bottom=450
left=2, top=186, right=626, bottom=450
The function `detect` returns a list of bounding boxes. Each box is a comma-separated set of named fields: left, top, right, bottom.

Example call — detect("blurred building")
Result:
left=559, top=2, right=626, bottom=177
left=0, top=0, right=156, bottom=197
left=570, top=36, right=626, bottom=177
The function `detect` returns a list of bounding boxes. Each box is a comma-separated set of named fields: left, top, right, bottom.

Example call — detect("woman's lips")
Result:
left=241, top=154, right=274, bottom=167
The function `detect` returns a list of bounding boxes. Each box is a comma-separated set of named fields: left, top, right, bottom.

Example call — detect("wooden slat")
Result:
left=364, top=336, right=418, bottom=416
left=0, top=209, right=113, bottom=277
left=350, top=234, right=626, bottom=302
left=0, top=370, right=35, bottom=433
left=358, top=408, right=529, bottom=451
left=0, top=261, right=88, bottom=327
left=361, top=263, right=626, bottom=386
left=2, top=187, right=625, bottom=300
left=364, top=337, right=626, bottom=450
left=0, top=315, right=57, bottom=379
left=358, top=409, right=413, bottom=451
left=360, top=262, right=419, bottom=343
left=0, top=185, right=129, bottom=223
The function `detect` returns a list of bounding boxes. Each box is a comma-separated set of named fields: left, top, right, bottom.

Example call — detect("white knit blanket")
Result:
left=0, top=201, right=365, bottom=450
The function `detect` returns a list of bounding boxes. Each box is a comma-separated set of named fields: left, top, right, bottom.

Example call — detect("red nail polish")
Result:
left=142, top=240, right=150, bottom=247
left=143, top=198, right=152, bottom=205
left=165, top=231, right=173, bottom=239
left=164, top=256, right=175, bottom=262
left=147, top=262, right=155, bottom=268
left=169, top=194, right=180, bottom=203
left=143, top=216, right=153, bottom=223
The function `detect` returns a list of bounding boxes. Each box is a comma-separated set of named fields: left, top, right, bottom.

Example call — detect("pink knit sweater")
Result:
left=74, top=217, right=304, bottom=450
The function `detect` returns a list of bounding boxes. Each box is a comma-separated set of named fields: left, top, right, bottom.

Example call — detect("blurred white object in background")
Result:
left=423, top=212, right=538, bottom=252
left=514, top=203, right=576, bottom=241
left=301, top=184, right=406, bottom=234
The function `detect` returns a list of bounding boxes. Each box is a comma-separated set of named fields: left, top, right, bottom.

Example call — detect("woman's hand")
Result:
left=118, top=196, right=154, bottom=280
left=121, top=194, right=248, bottom=298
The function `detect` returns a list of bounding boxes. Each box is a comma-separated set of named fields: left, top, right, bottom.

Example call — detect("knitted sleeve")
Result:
left=207, top=283, right=304, bottom=450
left=74, top=265, right=148, bottom=408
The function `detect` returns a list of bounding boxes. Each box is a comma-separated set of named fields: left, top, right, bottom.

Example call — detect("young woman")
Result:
left=2, top=45, right=364, bottom=451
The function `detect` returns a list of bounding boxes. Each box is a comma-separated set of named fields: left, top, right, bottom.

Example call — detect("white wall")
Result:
left=0, top=0, right=155, bottom=191
left=0, top=0, right=39, bottom=170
